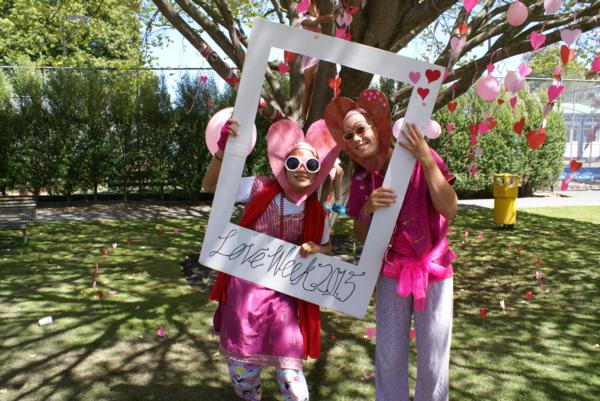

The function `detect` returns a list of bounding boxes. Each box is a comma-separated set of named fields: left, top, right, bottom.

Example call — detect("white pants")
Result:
left=375, top=276, right=453, bottom=401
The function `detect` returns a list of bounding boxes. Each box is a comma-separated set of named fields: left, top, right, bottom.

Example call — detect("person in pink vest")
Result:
left=324, top=89, right=457, bottom=401
left=202, top=115, right=339, bottom=401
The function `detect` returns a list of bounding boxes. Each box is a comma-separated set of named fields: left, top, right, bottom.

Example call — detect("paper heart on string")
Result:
left=479, top=307, right=488, bottom=317
left=417, top=87, right=430, bottom=100
left=365, top=327, right=376, bottom=339
left=446, top=123, right=454, bottom=133
left=527, top=128, right=546, bottom=150
left=335, top=28, right=347, bottom=38
left=560, top=179, right=569, bottom=191
left=543, top=0, right=562, bottom=14
left=509, top=96, right=518, bottom=110
left=504, top=71, right=525, bottom=93
left=518, top=63, right=532, bottom=77
left=457, top=23, right=468, bottom=36
left=348, top=6, right=359, bottom=14
left=513, top=117, right=525, bottom=134
left=547, top=84, right=564, bottom=103
left=486, top=117, right=497, bottom=129
left=450, top=36, right=466, bottom=54
left=157, top=325, right=165, bottom=337
left=408, top=71, right=421, bottom=84
left=297, top=0, right=310, bottom=13
left=463, top=0, right=477, bottom=13
left=570, top=159, right=582, bottom=172
left=560, top=28, right=581, bottom=47
left=425, top=69, right=441, bottom=83
left=328, top=76, right=342, bottom=97
left=284, top=51, right=297, bottom=64
left=497, top=99, right=504, bottom=105
left=526, top=290, right=533, bottom=300
left=486, top=64, right=495, bottom=73
left=278, top=63, right=290, bottom=74
left=592, top=57, right=600, bottom=72
left=530, top=31, right=546, bottom=50
left=200, top=75, right=208, bottom=84
left=560, top=45, right=575, bottom=65
left=447, top=101, right=458, bottom=112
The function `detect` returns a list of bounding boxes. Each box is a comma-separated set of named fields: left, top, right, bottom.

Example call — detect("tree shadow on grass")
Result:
left=1, top=209, right=599, bottom=401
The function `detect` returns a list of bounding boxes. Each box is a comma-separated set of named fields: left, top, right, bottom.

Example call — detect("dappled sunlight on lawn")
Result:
left=0, top=208, right=598, bottom=400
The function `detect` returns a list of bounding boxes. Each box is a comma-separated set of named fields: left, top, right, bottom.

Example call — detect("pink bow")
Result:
left=383, top=240, right=452, bottom=311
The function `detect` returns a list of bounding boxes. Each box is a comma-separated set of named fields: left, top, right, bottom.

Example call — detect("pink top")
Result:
left=347, top=149, right=456, bottom=311
left=218, top=176, right=325, bottom=370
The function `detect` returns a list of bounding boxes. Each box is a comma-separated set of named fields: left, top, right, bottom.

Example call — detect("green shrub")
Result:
left=430, top=87, right=565, bottom=197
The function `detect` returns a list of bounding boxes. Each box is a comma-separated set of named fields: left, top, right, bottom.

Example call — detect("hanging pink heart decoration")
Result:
left=463, top=0, right=477, bottom=13
left=530, top=31, right=546, bottom=50
left=518, top=63, right=532, bottom=77
left=297, top=0, right=310, bottom=14
left=547, top=84, right=564, bottom=103
left=592, top=57, right=600, bottom=72
left=450, top=36, right=466, bottom=54
left=560, top=29, right=581, bottom=47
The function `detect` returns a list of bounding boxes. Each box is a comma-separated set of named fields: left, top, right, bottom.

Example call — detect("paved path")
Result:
left=34, top=190, right=600, bottom=222
left=458, top=190, right=600, bottom=209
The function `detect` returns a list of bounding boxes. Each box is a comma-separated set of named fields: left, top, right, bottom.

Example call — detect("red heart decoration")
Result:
left=486, top=117, right=497, bottom=129
left=527, top=128, right=547, bottom=150
left=570, top=159, right=582, bottom=172
left=328, top=76, right=342, bottom=97
left=425, top=69, right=441, bottom=83
left=560, top=45, right=575, bottom=65
left=513, top=117, right=525, bottom=134
left=284, top=51, right=296, bottom=64
left=497, top=99, right=504, bottom=105
left=447, top=101, right=458, bottom=112
left=458, top=23, right=468, bottom=36
left=479, top=307, right=488, bottom=317
left=417, top=87, right=430, bottom=100
left=468, top=123, right=478, bottom=136
left=328, top=76, right=341, bottom=90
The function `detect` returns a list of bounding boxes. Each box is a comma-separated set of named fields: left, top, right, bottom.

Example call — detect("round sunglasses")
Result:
left=284, top=156, right=321, bottom=173
left=343, top=123, right=372, bottom=141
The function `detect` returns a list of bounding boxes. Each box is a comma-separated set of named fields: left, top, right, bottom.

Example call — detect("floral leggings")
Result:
left=227, top=359, right=309, bottom=401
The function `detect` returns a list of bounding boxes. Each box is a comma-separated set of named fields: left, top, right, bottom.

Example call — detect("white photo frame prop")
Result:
left=199, top=19, right=445, bottom=319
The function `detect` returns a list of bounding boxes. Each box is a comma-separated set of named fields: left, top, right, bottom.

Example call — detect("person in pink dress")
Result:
left=324, top=89, right=457, bottom=401
left=202, top=115, right=339, bottom=401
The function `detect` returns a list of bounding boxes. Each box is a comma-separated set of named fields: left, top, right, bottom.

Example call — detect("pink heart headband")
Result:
left=324, top=89, right=392, bottom=172
left=267, top=119, right=340, bottom=205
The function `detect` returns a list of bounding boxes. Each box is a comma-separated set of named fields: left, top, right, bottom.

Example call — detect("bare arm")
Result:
left=201, top=119, right=239, bottom=193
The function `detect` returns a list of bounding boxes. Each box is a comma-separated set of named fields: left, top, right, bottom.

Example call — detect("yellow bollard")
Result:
left=493, top=174, right=518, bottom=226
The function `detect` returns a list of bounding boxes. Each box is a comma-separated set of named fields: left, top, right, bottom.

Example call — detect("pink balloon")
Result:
left=507, top=1, right=528, bottom=26
left=476, top=76, right=500, bottom=101
left=392, top=118, right=442, bottom=140
left=205, top=107, right=257, bottom=156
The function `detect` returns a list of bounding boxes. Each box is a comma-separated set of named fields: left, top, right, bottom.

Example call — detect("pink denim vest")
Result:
left=347, top=149, right=456, bottom=311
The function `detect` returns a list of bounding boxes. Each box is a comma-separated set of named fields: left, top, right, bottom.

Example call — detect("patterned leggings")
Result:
left=227, top=359, right=309, bottom=401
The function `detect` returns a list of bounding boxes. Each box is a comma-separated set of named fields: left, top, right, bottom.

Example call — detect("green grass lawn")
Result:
left=1, top=206, right=599, bottom=401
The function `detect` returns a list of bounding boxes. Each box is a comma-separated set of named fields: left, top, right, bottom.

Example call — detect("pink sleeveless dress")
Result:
left=218, top=176, right=307, bottom=370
